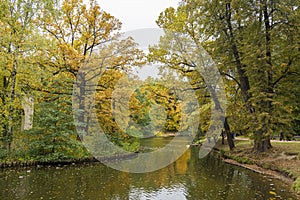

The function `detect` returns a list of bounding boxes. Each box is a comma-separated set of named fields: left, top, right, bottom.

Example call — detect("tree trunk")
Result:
left=224, top=117, right=235, bottom=150
left=225, top=3, right=252, bottom=110
left=21, top=96, right=34, bottom=131
left=7, top=59, right=18, bottom=151
left=225, top=2, right=274, bottom=152
left=254, top=136, right=272, bottom=152
left=221, top=130, right=225, bottom=145
left=76, top=71, right=88, bottom=141
left=252, top=0, right=273, bottom=152
left=1, top=72, right=9, bottom=148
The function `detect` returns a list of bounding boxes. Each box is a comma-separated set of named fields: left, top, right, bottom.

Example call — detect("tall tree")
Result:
left=37, top=0, right=145, bottom=149
left=0, top=0, right=47, bottom=150
left=149, top=6, right=233, bottom=149
left=150, top=0, right=299, bottom=152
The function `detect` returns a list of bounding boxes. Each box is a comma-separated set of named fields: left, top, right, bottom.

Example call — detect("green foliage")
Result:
left=0, top=149, right=9, bottom=161
left=25, top=95, right=88, bottom=161
left=292, top=178, right=300, bottom=194
left=0, top=0, right=145, bottom=161
left=94, top=69, right=140, bottom=152
left=121, top=140, right=140, bottom=153
left=150, top=0, right=300, bottom=152
left=129, top=82, right=182, bottom=134
left=0, top=0, right=298, bottom=164
left=219, top=149, right=225, bottom=157
left=0, top=0, right=46, bottom=149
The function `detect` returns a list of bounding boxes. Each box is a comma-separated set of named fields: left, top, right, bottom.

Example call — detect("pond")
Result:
left=0, top=137, right=296, bottom=200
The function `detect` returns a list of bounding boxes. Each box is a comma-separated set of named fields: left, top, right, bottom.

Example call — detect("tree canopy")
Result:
left=149, top=0, right=300, bottom=152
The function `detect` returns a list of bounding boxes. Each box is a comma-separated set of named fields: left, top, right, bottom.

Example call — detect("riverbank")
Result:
left=214, top=138, right=300, bottom=196
left=0, top=134, right=181, bottom=168
left=0, top=153, right=138, bottom=169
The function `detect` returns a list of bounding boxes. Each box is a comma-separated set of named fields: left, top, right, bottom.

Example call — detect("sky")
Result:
left=97, top=0, right=180, bottom=80
left=98, top=0, right=180, bottom=31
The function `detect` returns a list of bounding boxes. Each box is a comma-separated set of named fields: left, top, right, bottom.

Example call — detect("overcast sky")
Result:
left=98, top=0, right=180, bottom=31
left=97, top=0, right=180, bottom=80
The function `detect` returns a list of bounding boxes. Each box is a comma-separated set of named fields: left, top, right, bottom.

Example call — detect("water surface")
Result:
left=0, top=137, right=296, bottom=199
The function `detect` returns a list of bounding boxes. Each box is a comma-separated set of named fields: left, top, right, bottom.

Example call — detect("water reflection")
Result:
left=0, top=138, right=296, bottom=200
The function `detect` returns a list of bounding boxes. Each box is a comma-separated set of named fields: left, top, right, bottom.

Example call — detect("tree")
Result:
left=25, top=92, right=87, bottom=161
left=0, top=0, right=145, bottom=158
left=151, top=0, right=300, bottom=152
left=149, top=6, right=232, bottom=149
left=35, top=0, right=145, bottom=153
left=0, top=0, right=48, bottom=150
left=128, top=81, right=182, bottom=136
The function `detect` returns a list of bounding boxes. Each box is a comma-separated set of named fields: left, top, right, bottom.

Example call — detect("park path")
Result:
left=235, top=137, right=300, bottom=143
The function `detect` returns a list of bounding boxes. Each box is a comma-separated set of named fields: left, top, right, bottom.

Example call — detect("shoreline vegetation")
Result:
left=213, top=137, right=300, bottom=197
left=0, top=153, right=138, bottom=169
left=0, top=135, right=177, bottom=169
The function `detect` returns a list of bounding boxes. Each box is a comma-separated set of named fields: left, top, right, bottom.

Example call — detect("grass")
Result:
left=215, top=138, right=300, bottom=194
left=292, top=178, right=300, bottom=194
left=272, top=142, right=300, bottom=157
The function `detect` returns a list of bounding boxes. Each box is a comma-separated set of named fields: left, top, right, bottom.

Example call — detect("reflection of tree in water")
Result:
left=129, top=146, right=191, bottom=190
left=0, top=146, right=294, bottom=199
left=184, top=148, right=290, bottom=200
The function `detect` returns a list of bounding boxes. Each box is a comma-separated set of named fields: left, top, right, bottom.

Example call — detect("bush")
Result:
left=24, top=97, right=90, bottom=161
left=0, top=149, right=8, bottom=161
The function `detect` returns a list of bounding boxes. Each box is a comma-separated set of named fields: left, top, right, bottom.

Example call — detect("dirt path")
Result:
left=235, top=137, right=300, bottom=143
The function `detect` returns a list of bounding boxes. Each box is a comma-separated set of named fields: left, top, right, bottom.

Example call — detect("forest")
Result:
left=0, top=0, right=299, bottom=163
